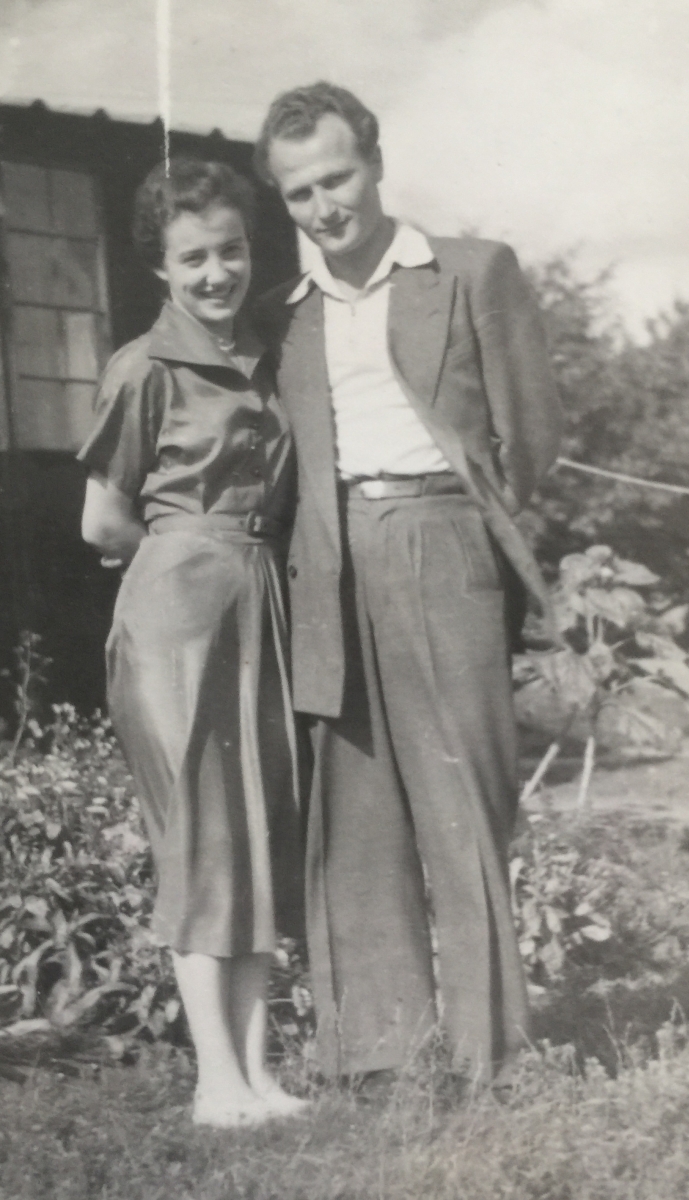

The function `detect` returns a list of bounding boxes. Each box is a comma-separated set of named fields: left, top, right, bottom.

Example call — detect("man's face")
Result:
left=267, top=113, right=385, bottom=262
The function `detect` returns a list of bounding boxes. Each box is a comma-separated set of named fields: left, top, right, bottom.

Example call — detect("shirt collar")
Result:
left=147, top=300, right=265, bottom=378
left=286, top=223, right=436, bottom=305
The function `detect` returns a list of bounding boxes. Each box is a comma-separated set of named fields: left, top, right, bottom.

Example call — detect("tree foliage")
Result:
left=527, top=257, right=689, bottom=594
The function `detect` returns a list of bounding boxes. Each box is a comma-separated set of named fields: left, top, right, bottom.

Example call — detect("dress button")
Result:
left=287, top=565, right=297, bottom=579
left=251, top=468, right=262, bottom=478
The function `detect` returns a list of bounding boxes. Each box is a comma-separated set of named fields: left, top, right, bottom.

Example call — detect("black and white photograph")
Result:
left=1, top=2, right=689, bottom=1196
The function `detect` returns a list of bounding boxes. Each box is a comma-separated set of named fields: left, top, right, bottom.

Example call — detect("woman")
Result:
left=79, top=158, right=306, bottom=1128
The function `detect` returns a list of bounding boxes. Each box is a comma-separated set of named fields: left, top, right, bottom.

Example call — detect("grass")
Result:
left=2, top=1031, right=689, bottom=1199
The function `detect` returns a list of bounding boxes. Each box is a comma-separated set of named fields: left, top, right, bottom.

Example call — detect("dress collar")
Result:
left=286, top=223, right=436, bottom=305
left=148, top=300, right=265, bottom=379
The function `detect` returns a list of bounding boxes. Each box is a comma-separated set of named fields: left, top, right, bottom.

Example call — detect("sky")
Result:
left=1, top=0, right=688, bottom=337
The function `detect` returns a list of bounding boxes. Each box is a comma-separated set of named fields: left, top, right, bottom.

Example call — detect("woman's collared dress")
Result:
left=78, top=301, right=302, bottom=957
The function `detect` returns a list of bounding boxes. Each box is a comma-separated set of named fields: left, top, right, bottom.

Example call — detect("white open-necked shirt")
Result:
left=287, top=224, right=452, bottom=479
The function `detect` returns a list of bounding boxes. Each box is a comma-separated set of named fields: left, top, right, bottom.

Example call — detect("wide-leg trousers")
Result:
left=305, top=491, right=530, bottom=1082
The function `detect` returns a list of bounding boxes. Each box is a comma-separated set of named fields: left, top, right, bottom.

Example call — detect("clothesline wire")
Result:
left=555, top=456, right=689, bottom=497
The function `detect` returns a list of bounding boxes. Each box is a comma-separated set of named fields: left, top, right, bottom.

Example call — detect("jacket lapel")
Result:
left=278, top=289, right=341, bottom=560
left=388, top=262, right=456, bottom=408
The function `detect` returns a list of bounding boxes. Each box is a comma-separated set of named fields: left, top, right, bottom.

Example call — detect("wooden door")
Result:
left=0, top=162, right=111, bottom=451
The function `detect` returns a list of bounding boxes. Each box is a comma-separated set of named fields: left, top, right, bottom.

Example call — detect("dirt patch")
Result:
left=521, top=744, right=689, bottom=824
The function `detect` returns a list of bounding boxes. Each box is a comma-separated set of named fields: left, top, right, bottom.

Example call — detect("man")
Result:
left=253, top=82, right=562, bottom=1085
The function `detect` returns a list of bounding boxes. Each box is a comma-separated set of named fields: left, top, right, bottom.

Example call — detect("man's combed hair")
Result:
left=253, top=81, right=380, bottom=185
left=132, top=158, right=257, bottom=269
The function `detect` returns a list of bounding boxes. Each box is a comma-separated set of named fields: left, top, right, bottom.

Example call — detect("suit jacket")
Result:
left=255, top=235, right=563, bottom=718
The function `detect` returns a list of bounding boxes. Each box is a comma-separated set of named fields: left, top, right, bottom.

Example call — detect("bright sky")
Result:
left=1, top=0, right=688, bottom=337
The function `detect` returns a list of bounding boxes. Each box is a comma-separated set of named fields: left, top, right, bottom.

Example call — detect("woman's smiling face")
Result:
left=156, top=205, right=252, bottom=332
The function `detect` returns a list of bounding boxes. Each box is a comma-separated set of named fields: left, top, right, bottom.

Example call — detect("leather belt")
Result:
left=149, top=511, right=284, bottom=537
left=345, top=473, right=467, bottom=500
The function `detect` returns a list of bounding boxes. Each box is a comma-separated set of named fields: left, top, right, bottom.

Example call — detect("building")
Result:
left=0, top=101, right=297, bottom=716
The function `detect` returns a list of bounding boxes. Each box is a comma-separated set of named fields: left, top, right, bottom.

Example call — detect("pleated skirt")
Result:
left=106, top=521, right=302, bottom=957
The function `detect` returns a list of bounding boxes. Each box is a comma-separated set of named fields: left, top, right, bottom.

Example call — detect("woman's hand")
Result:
left=81, top=474, right=147, bottom=566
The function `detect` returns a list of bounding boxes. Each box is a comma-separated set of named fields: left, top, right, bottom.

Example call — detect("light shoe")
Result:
left=192, top=1092, right=270, bottom=1130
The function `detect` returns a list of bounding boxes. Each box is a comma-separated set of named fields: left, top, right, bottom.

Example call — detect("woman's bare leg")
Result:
left=171, top=951, right=268, bottom=1126
left=227, top=953, right=310, bottom=1114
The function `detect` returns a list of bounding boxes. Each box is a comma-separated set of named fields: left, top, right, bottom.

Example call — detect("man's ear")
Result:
left=370, top=145, right=384, bottom=183
left=153, top=267, right=168, bottom=285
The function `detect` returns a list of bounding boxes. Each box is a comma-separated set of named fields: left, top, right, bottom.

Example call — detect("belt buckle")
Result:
left=360, top=479, right=387, bottom=500
left=245, top=510, right=264, bottom=535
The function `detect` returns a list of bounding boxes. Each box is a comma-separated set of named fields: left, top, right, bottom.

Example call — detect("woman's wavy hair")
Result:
left=132, top=158, right=257, bottom=269
left=253, top=81, right=380, bottom=186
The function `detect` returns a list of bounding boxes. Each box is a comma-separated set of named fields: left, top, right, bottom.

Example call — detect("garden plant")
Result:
left=515, top=543, right=689, bottom=803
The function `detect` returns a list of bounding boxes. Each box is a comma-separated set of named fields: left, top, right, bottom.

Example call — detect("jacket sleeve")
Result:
left=470, top=242, right=563, bottom=510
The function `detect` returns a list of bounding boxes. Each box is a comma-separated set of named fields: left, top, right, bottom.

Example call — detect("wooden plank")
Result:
left=5, top=232, right=53, bottom=305
left=48, top=238, right=98, bottom=309
left=13, top=309, right=100, bottom=382
left=6, top=234, right=99, bottom=309
left=94, top=311, right=112, bottom=370
left=13, top=306, right=61, bottom=378
left=95, top=236, right=110, bottom=315
left=64, top=382, right=98, bottom=447
left=12, top=378, right=65, bottom=449
left=50, top=170, right=98, bottom=237
left=0, top=163, right=51, bottom=233
left=0, top=336, right=8, bottom=450
left=63, top=311, right=99, bottom=380
left=12, top=378, right=96, bottom=451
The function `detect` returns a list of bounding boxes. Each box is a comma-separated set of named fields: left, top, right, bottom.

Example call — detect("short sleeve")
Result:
left=77, top=340, right=164, bottom=498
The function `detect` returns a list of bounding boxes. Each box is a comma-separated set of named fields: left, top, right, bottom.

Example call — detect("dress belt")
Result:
left=345, top=472, right=467, bottom=500
left=149, top=511, right=284, bottom=538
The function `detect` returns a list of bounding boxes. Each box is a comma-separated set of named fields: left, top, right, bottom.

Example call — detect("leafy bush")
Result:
left=0, top=707, right=172, bottom=1051
left=515, top=544, right=689, bottom=756
left=0, top=706, right=312, bottom=1067
left=510, top=810, right=689, bottom=995
left=510, top=819, right=614, bottom=987
left=3, top=706, right=684, bottom=1058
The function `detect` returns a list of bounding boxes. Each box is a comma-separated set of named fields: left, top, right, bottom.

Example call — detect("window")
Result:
left=0, top=162, right=111, bottom=451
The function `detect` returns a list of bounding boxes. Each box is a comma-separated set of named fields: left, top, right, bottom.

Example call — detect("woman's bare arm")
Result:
left=81, top=474, right=147, bottom=566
